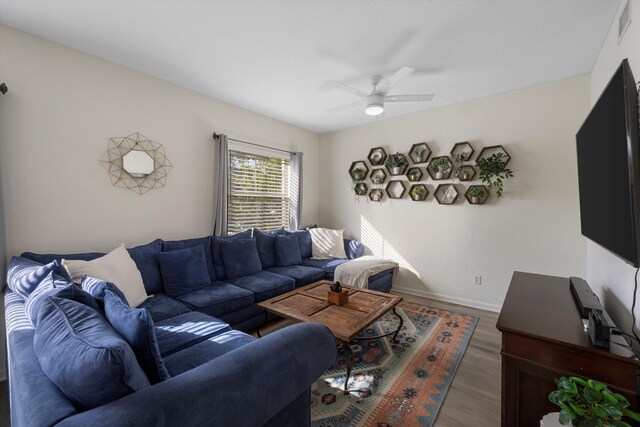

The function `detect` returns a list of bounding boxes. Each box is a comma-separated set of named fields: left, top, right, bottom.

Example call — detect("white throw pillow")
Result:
left=309, top=228, right=348, bottom=259
left=62, top=245, right=149, bottom=307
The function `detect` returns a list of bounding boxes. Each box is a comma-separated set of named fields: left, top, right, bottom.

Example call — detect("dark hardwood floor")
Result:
left=0, top=379, right=8, bottom=427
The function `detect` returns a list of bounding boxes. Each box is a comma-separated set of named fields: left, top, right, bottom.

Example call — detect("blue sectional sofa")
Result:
left=4, top=228, right=395, bottom=426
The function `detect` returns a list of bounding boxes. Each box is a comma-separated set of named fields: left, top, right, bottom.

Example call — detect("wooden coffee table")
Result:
left=257, top=280, right=403, bottom=394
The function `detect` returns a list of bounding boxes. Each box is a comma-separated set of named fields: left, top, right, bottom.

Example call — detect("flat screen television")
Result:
left=576, top=58, right=640, bottom=267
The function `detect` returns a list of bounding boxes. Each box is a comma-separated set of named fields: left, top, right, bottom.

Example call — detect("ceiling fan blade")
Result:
left=326, top=99, right=366, bottom=113
left=377, top=66, right=415, bottom=93
left=326, top=80, right=369, bottom=98
left=384, top=94, right=435, bottom=102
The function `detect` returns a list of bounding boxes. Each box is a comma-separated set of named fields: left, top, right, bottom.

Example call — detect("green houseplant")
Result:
left=410, top=185, right=426, bottom=200
left=354, top=182, right=367, bottom=196
left=385, top=153, right=409, bottom=175
left=372, top=171, right=385, bottom=185
left=549, top=376, right=640, bottom=427
left=351, top=168, right=366, bottom=181
left=408, top=168, right=421, bottom=182
left=468, top=186, right=486, bottom=203
left=476, top=152, right=513, bottom=197
left=414, top=145, right=427, bottom=163
left=429, top=157, right=451, bottom=179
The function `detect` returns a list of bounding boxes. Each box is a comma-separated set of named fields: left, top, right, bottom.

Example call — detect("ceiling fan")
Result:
left=327, top=66, right=435, bottom=116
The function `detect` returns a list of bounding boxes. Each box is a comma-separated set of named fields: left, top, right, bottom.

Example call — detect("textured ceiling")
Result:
left=0, top=0, right=620, bottom=133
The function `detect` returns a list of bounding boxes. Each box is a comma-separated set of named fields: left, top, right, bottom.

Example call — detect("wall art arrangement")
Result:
left=348, top=141, right=514, bottom=205
left=100, top=132, right=173, bottom=195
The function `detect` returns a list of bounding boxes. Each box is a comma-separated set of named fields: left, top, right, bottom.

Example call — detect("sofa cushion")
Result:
left=274, top=234, right=302, bottom=267
left=162, top=330, right=256, bottom=377
left=211, top=229, right=252, bottom=279
left=34, top=297, right=150, bottom=410
left=309, top=228, right=347, bottom=259
left=138, top=293, right=191, bottom=322
left=20, top=251, right=105, bottom=265
left=162, top=236, right=215, bottom=281
left=230, top=271, right=295, bottom=302
left=285, top=229, right=312, bottom=259
left=128, top=239, right=164, bottom=295
left=7, top=257, right=63, bottom=300
left=174, top=282, right=254, bottom=318
left=302, top=257, right=349, bottom=279
left=103, top=291, right=170, bottom=385
left=253, top=228, right=285, bottom=269
left=157, top=245, right=211, bottom=297
left=25, top=273, right=101, bottom=327
left=154, top=311, right=232, bottom=357
left=63, top=245, right=149, bottom=307
left=221, top=238, right=262, bottom=279
left=265, top=265, right=325, bottom=288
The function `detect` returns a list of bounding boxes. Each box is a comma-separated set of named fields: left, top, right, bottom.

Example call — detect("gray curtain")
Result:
left=290, top=152, right=303, bottom=230
left=213, top=133, right=229, bottom=236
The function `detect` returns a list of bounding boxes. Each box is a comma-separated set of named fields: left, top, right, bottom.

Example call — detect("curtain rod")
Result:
left=212, top=133, right=295, bottom=155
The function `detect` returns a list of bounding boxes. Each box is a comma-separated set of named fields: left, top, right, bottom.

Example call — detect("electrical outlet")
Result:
left=474, top=275, right=482, bottom=286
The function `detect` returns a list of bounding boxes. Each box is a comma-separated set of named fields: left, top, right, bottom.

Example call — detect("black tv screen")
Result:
left=576, top=58, right=640, bottom=267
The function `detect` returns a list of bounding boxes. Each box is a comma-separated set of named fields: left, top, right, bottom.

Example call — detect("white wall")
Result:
left=587, top=0, right=640, bottom=336
left=0, top=25, right=320, bottom=257
left=319, top=76, right=589, bottom=311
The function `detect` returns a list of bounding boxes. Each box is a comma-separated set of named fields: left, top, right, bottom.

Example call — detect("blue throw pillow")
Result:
left=220, top=238, right=262, bottom=280
left=6, top=257, right=63, bottom=300
left=253, top=228, right=285, bottom=268
left=128, top=239, right=164, bottom=295
left=286, top=230, right=312, bottom=259
left=25, top=272, right=101, bottom=327
left=34, top=297, right=150, bottom=409
left=157, top=245, right=211, bottom=297
left=81, top=276, right=129, bottom=305
left=275, top=235, right=303, bottom=267
left=103, top=290, right=170, bottom=384
left=162, top=236, right=216, bottom=281
left=211, top=229, right=253, bottom=279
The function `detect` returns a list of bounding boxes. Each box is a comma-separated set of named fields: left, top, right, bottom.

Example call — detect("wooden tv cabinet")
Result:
left=497, top=271, right=639, bottom=426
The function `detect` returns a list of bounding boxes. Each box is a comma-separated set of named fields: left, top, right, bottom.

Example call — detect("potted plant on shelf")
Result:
left=351, top=168, right=366, bottom=181
left=468, top=187, right=486, bottom=204
left=429, top=157, right=451, bottom=179
left=385, top=153, right=409, bottom=175
left=370, top=189, right=382, bottom=201
left=476, top=152, right=513, bottom=197
left=547, top=376, right=640, bottom=427
left=452, top=153, right=469, bottom=181
left=410, top=185, right=426, bottom=201
left=408, top=168, right=421, bottom=182
left=414, top=145, right=427, bottom=163
left=372, top=172, right=385, bottom=185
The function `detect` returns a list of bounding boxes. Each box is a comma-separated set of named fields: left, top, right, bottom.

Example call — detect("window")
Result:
left=227, top=149, right=292, bottom=234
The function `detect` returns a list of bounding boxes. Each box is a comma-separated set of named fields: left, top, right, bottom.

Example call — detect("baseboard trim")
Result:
left=392, top=286, right=502, bottom=313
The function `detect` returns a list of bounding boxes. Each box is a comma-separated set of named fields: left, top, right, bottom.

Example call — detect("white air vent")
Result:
left=619, top=0, right=631, bottom=43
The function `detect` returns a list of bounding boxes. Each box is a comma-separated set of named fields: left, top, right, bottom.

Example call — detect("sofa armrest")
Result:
left=344, top=239, right=364, bottom=259
left=55, top=323, right=337, bottom=427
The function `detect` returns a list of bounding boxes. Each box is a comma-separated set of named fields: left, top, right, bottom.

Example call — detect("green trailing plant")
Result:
left=410, top=185, right=426, bottom=199
left=468, top=187, right=486, bottom=198
left=549, top=376, right=640, bottom=427
left=354, top=183, right=367, bottom=195
left=476, top=152, right=513, bottom=197
left=351, top=168, right=366, bottom=181
left=385, top=152, right=409, bottom=169
left=428, top=157, right=451, bottom=173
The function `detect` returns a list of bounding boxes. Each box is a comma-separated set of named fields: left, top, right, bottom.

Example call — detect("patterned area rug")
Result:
left=264, top=301, right=477, bottom=426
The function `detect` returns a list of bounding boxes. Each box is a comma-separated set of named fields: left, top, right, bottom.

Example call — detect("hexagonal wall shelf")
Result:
left=349, top=161, right=369, bottom=181
left=354, top=182, right=368, bottom=196
left=369, top=188, right=384, bottom=202
left=409, top=184, right=429, bottom=201
left=367, top=147, right=387, bottom=166
left=409, top=142, right=431, bottom=164
left=385, top=181, right=407, bottom=199
left=465, top=185, right=490, bottom=205
left=477, top=145, right=511, bottom=165
left=450, top=141, right=475, bottom=162
left=406, top=167, right=423, bottom=182
left=370, top=168, right=388, bottom=185
left=427, top=156, right=453, bottom=180
left=435, top=184, right=459, bottom=204
left=454, top=165, right=476, bottom=182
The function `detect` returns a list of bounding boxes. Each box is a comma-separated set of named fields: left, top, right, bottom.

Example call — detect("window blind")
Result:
left=228, top=149, right=291, bottom=234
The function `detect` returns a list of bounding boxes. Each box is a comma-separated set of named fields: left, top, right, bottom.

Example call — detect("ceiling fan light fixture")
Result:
left=365, top=103, right=384, bottom=116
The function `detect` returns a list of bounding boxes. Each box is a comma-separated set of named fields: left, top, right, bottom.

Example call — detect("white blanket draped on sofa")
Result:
left=334, top=256, right=399, bottom=289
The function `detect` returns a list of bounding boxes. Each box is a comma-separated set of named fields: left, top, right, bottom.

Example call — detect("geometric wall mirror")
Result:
left=100, top=132, right=172, bottom=195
